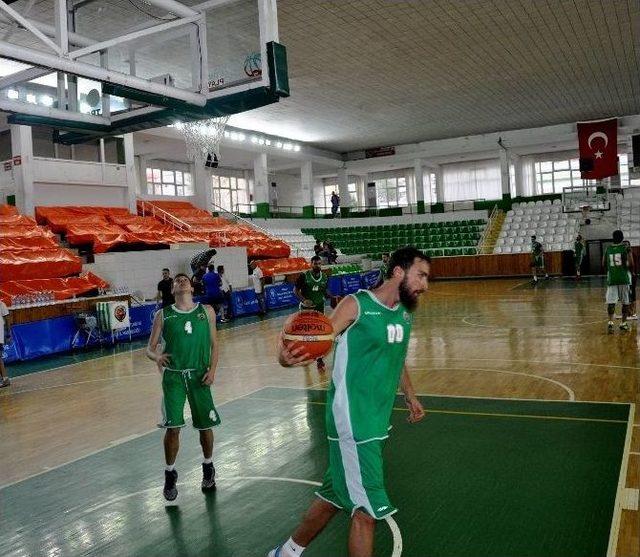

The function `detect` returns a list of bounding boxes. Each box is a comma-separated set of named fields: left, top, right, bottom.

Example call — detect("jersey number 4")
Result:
left=386, top=324, right=404, bottom=343
left=184, top=321, right=193, bottom=335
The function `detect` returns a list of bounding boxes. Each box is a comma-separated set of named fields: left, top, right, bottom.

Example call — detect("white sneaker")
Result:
left=267, top=547, right=282, bottom=557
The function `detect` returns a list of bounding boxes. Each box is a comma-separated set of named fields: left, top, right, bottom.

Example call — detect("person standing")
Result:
left=251, top=261, right=266, bottom=315
left=530, top=236, right=549, bottom=284
left=623, top=240, right=637, bottom=319
left=269, top=247, right=429, bottom=557
left=375, top=252, right=390, bottom=288
left=603, top=230, right=634, bottom=333
left=294, top=255, right=331, bottom=373
left=330, top=191, right=340, bottom=218
left=146, top=274, right=220, bottom=501
left=192, top=263, right=207, bottom=297
left=203, top=264, right=223, bottom=313
left=157, top=268, right=175, bottom=308
left=573, top=235, right=585, bottom=279
left=217, top=265, right=232, bottom=322
left=0, top=299, right=11, bottom=388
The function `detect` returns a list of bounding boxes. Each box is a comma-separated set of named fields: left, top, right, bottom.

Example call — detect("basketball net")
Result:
left=177, top=116, right=230, bottom=163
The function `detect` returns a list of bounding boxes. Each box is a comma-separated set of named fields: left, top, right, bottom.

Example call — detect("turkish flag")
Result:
left=577, top=118, right=618, bottom=180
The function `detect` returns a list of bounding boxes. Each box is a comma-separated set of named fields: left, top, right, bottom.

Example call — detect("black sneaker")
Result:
left=163, top=469, right=178, bottom=501
left=201, top=462, right=216, bottom=492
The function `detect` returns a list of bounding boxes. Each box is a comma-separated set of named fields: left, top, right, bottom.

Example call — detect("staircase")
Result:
left=478, top=206, right=505, bottom=254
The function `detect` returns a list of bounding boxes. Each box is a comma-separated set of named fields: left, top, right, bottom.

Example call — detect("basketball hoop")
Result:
left=177, top=116, right=230, bottom=163
left=580, top=205, right=591, bottom=219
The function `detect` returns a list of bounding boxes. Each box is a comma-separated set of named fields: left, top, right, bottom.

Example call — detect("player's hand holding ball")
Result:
left=279, top=311, right=334, bottom=367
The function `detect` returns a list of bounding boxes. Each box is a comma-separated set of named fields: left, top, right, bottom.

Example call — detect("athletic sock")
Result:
left=166, top=464, right=175, bottom=472
left=203, top=458, right=212, bottom=465
left=281, top=537, right=305, bottom=556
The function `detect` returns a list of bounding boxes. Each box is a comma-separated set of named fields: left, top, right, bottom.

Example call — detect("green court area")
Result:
left=1, top=388, right=631, bottom=557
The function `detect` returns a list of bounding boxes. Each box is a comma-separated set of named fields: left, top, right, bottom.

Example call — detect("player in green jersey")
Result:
left=146, top=273, right=220, bottom=501
left=573, top=235, right=585, bottom=279
left=295, top=255, right=332, bottom=372
left=269, top=247, right=429, bottom=557
left=603, top=230, right=634, bottom=333
left=374, top=252, right=390, bottom=288
left=530, top=235, right=549, bottom=283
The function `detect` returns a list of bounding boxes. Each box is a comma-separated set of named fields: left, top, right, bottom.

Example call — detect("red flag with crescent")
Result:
left=577, top=118, right=618, bottom=180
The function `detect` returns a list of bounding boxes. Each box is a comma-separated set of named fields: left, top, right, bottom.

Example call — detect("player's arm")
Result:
left=146, top=310, right=169, bottom=371
left=399, top=364, right=426, bottom=423
left=202, top=305, right=218, bottom=386
left=278, top=295, right=357, bottom=367
left=294, top=274, right=311, bottom=307
left=628, top=251, right=635, bottom=274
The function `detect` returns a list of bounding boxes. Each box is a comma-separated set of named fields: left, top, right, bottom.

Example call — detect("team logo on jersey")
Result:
left=198, top=313, right=207, bottom=320
left=403, top=311, right=411, bottom=322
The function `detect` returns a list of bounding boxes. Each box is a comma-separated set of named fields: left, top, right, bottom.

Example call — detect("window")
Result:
left=322, top=182, right=359, bottom=213
left=212, top=174, right=248, bottom=212
left=375, top=177, right=408, bottom=208
left=146, top=168, right=193, bottom=196
left=533, top=159, right=585, bottom=194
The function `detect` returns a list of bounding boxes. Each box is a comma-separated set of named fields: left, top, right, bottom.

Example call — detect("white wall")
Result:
left=84, top=245, right=249, bottom=299
left=270, top=171, right=302, bottom=207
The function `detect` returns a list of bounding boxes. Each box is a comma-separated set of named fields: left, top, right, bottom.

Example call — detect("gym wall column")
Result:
left=123, top=133, right=138, bottom=213
left=193, top=161, right=212, bottom=213
left=337, top=165, right=349, bottom=215
left=499, top=147, right=511, bottom=204
left=10, top=125, right=35, bottom=217
left=253, top=153, right=269, bottom=218
left=300, top=160, right=314, bottom=218
left=414, top=159, right=425, bottom=214
left=512, top=154, right=523, bottom=198
left=434, top=165, right=444, bottom=203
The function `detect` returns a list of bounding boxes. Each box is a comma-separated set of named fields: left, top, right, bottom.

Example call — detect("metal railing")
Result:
left=476, top=204, right=499, bottom=255
left=138, top=199, right=192, bottom=231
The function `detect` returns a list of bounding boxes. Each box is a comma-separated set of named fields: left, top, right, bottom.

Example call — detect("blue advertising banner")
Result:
left=340, top=273, right=362, bottom=295
left=231, top=288, right=259, bottom=316
left=327, top=276, right=342, bottom=297
left=265, top=282, right=298, bottom=310
left=361, top=270, right=381, bottom=289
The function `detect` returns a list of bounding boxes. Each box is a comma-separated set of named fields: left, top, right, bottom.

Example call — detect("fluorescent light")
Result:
left=265, top=139, right=271, bottom=146
left=283, top=143, right=293, bottom=151
left=230, top=132, right=238, bottom=140
left=276, top=141, right=283, bottom=148
left=258, top=138, right=265, bottom=145
left=40, top=95, right=54, bottom=107
left=293, top=145, right=301, bottom=152
left=224, top=131, right=230, bottom=138
left=7, top=89, right=18, bottom=100
left=251, top=136, right=258, bottom=143
left=26, top=93, right=36, bottom=104
left=237, top=133, right=245, bottom=141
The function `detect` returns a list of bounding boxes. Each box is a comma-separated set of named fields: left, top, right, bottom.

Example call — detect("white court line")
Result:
left=461, top=315, right=605, bottom=328
left=2, top=372, right=159, bottom=396
left=607, top=404, right=636, bottom=557
left=69, top=475, right=403, bottom=557
left=412, top=356, right=640, bottom=371
left=410, top=366, right=576, bottom=401
left=0, top=385, right=269, bottom=491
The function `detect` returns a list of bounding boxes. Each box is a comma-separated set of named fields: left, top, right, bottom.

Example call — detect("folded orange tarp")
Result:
left=256, top=257, right=309, bottom=277
left=0, top=225, right=54, bottom=239
left=0, top=204, right=18, bottom=216
left=0, top=236, right=59, bottom=251
left=0, top=272, right=109, bottom=305
left=0, top=248, right=82, bottom=281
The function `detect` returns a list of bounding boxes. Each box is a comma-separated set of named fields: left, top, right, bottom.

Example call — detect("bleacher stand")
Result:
left=494, top=200, right=580, bottom=254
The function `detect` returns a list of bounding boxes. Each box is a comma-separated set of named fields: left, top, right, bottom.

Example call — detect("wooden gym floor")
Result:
left=1, top=277, right=638, bottom=556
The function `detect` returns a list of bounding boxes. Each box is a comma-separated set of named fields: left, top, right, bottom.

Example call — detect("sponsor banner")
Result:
left=361, top=270, right=381, bottom=289
left=340, top=273, right=362, bottom=295
left=231, top=288, right=260, bottom=316
left=265, top=282, right=298, bottom=310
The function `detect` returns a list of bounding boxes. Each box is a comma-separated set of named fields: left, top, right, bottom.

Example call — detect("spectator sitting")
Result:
left=313, top=240, right=323, bottom=257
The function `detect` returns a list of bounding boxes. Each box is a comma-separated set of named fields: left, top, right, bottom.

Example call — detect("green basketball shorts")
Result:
left=532, top=256, right=543, bottom=268
left=159, top=369, right=221, bottom=430
left=315, top=438, right=396, bottom=520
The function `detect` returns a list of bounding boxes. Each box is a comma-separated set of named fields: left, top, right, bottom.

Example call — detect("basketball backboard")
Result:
left=0, top=0, right=288, bottom=142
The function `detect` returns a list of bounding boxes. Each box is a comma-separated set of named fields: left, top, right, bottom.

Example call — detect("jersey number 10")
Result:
left=609, top=253, right=623, bottom=267
left=387, top=324, right=404, bottom=343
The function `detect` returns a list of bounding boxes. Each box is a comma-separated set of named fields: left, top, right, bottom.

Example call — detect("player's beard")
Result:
left=399, top=276, right=420, bottom=311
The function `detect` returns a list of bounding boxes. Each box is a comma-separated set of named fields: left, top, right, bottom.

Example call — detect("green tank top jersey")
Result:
left=574, top=241, right=584, bottom=258
left=162, top=303, right=212, bottom=371
left=605, top=244, right=631, bottom=286
left=532, top=241, right=542, bottom=256
left=301, top=270, right=328, bottom=310
left=326, top=289, right=413, bottom=443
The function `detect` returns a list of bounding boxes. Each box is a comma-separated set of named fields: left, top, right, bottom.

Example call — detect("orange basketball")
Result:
left=282, top=310, right=334, bottom=360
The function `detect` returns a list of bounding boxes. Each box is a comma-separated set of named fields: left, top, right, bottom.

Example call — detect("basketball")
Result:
left=282, top=310, right=334, bottom=360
